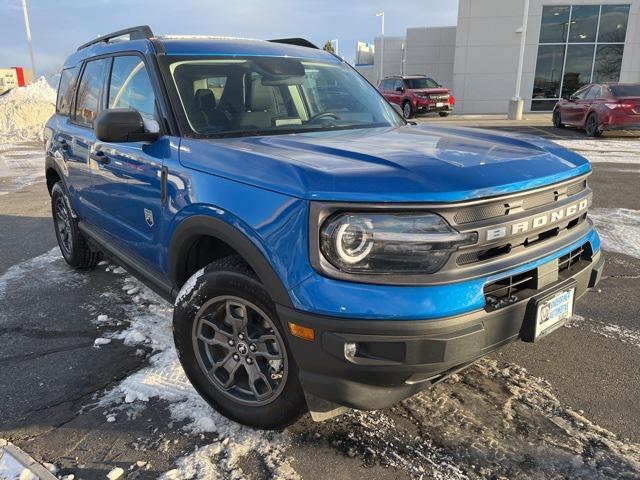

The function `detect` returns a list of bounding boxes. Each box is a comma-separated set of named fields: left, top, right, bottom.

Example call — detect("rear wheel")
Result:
left=173, top=256, right=307, bottom=429
left=553, top=109, right=564, bottom=128
left=402, top=101, right=413, bottom=119
left=585, top=112, right=602, bottom=137
left=51, top=182, right=101, bottom=269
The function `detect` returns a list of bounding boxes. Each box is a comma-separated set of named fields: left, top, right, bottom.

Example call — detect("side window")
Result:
left=74, top=58, right=108, bottom=127
left=108, top=56, right=158, bottom=121
left=394, top=80, right=403, bottom=91
left=586, top=86, right=601, bottom=99
left=573, top=86, right=591, bottom=100
left=56, top=67, right=78, bottom=115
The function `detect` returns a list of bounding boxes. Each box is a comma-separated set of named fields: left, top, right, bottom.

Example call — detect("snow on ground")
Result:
left=0, top=78, right=55, bottom=143
left=589, top=208, right=640, bottom=260
left=567, top=315, right=640, bottom=349
left=555, top=138, right=640, bottom=164
left=0, top=142, right=46, bottom=194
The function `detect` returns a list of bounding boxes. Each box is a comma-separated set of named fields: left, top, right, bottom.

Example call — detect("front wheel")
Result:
left=439, top=112, right=450, bottom=117
left=585, top=112, right=602, bottom=137
left=402, top=101, right=413, bottom=119
left=51, top=182, right=101, bottom=269
left=173, top=256, right=307, bottom=429
left=553, top=109, right=564, bottom=128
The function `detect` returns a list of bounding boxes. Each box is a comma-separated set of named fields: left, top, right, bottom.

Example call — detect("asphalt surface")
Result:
left=1, top=122, right=639, bottom=479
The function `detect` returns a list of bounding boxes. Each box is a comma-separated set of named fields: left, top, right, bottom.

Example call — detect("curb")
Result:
left=0, top=439, right=57, bottom=480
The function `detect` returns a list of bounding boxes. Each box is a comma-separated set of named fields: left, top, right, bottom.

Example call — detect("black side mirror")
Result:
left=94, top=108, right=159, bottom=143
left=395, top=86, right=404, bottom=92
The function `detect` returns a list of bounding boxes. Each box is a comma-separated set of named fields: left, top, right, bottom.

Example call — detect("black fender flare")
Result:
left=168, top=215, right=293, bottom=308
left=45, top=153, right=66, bottom=195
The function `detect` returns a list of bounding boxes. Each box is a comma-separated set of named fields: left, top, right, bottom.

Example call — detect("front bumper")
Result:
left=280, top=250, right=603, bottom=411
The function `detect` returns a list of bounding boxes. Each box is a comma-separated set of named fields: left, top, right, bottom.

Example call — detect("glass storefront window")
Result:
left=593, top=44, right=624, bottom=83
left=539, top=6, right=571, bottom=43
left=562, top=44, right=595, bottom=98
left=598, top=5, right=630, bottom=43
left=533, top=45, right=565, bottom=99
left=532, top=4, right=629, bottom=111
left=568, top=5, right=600, bottom=43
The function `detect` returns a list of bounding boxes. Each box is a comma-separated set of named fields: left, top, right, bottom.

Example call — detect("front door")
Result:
left=90, top=54, right=174, bottom=270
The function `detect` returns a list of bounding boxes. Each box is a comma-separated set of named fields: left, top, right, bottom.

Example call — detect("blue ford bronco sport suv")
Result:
left=45, top=26, right=604, bottom=429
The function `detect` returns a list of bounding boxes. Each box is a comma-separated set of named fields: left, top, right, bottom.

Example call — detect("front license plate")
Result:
left=535, top=288, right=575, bottom=338
left=436, top=102, right=444, bottom=108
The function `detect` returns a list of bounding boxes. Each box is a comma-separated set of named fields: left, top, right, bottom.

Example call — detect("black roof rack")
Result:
left=77, top=25, right=154, bottom=51
left=268, top=38, right=318, bottom=49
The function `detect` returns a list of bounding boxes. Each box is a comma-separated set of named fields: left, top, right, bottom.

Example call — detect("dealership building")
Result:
left=355, top=0, right=640, bottom=114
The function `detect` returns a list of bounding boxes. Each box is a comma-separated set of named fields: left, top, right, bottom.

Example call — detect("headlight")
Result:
left=320, top=212, right=477, bottom=274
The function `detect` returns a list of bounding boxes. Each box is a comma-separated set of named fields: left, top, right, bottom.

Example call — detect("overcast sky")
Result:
left=0, top=0, right=458, bottom=76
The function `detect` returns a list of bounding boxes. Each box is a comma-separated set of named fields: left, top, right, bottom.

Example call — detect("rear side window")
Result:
left=56, top=67, right=78, bottom=115
left=108, top=56, right=158, bottom=121
left=74, top=58, right=109, bottom=127
left=609, top=85, right=640, bottom=97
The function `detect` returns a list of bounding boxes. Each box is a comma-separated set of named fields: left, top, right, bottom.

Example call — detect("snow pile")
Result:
left=0, top=77, right=56, bottom=142
left=589, top=208, right=640, bottom=259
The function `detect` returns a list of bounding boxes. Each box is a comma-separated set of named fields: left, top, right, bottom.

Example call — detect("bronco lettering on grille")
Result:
left=485, top=198, right=588, bottom=242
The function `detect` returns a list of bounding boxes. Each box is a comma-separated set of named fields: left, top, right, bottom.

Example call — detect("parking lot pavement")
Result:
left=1, top=133, right=639, bottom=480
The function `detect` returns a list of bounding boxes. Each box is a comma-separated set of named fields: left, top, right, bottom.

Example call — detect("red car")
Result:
left=553, top=83, right=640, bottom=137
left=378, top=75, right=454, bottom=119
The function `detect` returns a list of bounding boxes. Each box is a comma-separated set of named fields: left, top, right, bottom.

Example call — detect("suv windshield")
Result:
left=167, top=56, right=403, bottom=137
left=609, top=85, right=640, bottom=97
left=405, top=78, right=440, bottom=89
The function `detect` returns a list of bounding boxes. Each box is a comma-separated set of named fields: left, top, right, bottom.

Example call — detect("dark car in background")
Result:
left=378, top=75, right=454, bottom=119
left=553, top=83, right=640, bottom=137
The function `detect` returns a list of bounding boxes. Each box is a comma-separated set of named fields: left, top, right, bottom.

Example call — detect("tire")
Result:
left=439, top=112, right=450, bottom=117
left=402, top=101, right=413, bottom=119
left=585, top=112, right=602, bottom=137
left=553, top=109, right=564, bottom=128
left=51, top=182, right=101, bottom=269
left=173, top=255, right=307, bottom=429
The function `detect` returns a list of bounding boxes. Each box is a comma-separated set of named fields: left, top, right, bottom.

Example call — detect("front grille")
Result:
left=453, top=179, right=587, bottom=225
left=430, top=94, right=450, bottom=101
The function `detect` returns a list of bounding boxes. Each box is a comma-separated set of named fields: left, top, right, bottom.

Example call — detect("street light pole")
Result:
left=376, top=12, right=385, bottom=84
left=21, top=0, right=36, bottom=77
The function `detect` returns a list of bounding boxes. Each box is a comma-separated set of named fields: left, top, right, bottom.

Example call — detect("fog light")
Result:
left=344, top=342, right=358, bottom=359
left=288, top=322, right=315, bottom=341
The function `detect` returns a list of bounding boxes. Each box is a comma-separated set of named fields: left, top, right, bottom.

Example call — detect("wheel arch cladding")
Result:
left=168, top=214, right=293, bottom=307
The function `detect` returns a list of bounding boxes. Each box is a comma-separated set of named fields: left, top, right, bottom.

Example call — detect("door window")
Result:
left=74, top=58, right=109, bottom=127
left=108, top=56, right=158, bottom=121
left=585, top=86, right=601, bottom=100
left=574, top=86, right=592, bottom=100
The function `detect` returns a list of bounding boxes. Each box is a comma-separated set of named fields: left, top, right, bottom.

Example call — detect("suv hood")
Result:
left=411, top=88, right=450, bottom=95
left=179, top=125, right=591, bottom=203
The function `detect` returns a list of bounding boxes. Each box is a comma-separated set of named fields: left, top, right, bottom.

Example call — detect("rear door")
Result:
left=65, top=58, right=110, bottom=218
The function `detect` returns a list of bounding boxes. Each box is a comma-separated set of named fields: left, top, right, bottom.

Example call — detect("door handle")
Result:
left=90, top=151, right=110, bottom=165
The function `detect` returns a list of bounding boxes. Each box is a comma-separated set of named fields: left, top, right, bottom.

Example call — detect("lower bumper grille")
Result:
left=483, top=242, right=592, bottom=310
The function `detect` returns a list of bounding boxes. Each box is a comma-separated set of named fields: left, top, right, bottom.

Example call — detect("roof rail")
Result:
left=77, top=25, right=154, bottom=51
left=268, top=38, right=318, bottom=49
